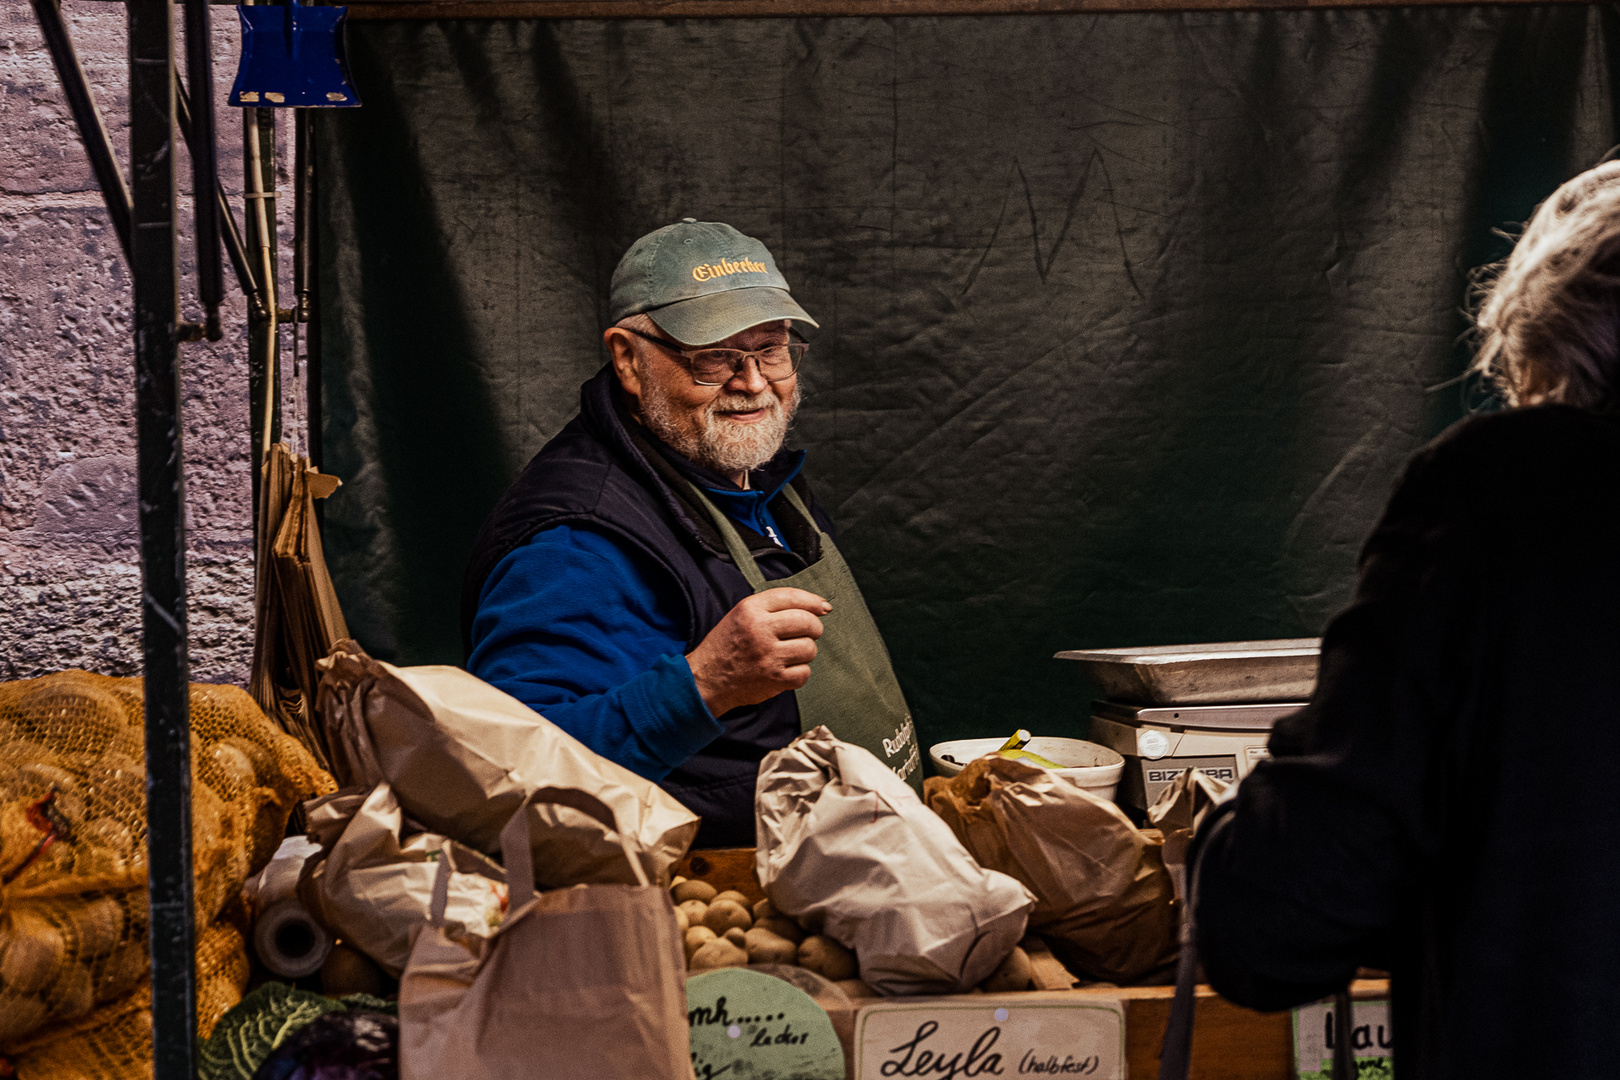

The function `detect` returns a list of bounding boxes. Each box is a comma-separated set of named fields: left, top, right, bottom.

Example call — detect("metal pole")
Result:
left=294, top=109, right=319, bottom=465
left=244, top=99, right=280, bottom=524
left=294, top=110, right=313, bottom=324
left=128, top=0, right=197, bottom=1075
left=182, top=0, right=224, bottom=341
left=301, top=114, right=323, bottom=472
left=30, top=0, right=132, bottom=264
left=175, top=73, right=265, bottom=319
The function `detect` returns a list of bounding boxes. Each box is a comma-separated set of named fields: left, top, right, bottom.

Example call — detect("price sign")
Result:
left=687, top=967, right=846, bottom=1080
left=1292, top=998, right=1392, bottom=1079
left=855, top=997, right=1124, bottom=1079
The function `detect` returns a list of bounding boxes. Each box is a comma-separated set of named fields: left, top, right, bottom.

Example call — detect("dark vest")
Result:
left=460, top=366, right=834, bottom=847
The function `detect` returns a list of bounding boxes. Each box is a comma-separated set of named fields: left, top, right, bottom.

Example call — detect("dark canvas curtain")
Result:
left=316, top=7, right=1620, bottom=748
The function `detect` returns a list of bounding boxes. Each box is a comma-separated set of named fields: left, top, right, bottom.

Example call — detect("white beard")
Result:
left=639, top=376, right=800, bottom=476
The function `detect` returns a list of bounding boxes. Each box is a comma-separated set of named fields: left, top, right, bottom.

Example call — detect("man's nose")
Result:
left=727, top=354, right=771, bottom=394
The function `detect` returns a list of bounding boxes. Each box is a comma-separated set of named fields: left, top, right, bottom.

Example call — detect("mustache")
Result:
left=708, top=393, right=780, bottom=417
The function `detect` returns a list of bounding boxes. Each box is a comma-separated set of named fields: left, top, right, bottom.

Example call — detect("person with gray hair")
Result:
left=1189, top=161, right=1620, bottom=1078
left=461, top=220, right=921, bottom=847
left=1473, top=158, right=1620, bottom=409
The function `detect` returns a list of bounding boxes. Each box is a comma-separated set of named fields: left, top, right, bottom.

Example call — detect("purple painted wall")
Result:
left=1, top=2, right=299, bottom=685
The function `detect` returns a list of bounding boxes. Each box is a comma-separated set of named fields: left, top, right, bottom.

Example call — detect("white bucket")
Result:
left=928, top=737, right=1125, bottom=804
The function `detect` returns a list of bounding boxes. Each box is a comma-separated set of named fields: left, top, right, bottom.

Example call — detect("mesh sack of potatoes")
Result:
left=0, top=670, right=334, bottom=1054
left=2, top=912, right=252, bottom=1080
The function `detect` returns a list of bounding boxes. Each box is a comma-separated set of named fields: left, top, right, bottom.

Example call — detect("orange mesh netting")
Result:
left=3, top=913, right=252, bottom=1080
left=0, top=670, right=334, bottom=1071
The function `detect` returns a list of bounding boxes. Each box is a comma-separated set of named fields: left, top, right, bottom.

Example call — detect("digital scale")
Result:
left=1055, top=640, right=1321, bottom=813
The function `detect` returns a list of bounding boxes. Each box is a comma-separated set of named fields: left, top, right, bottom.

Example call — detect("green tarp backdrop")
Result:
left=317, top=7, right=1620, bottom=749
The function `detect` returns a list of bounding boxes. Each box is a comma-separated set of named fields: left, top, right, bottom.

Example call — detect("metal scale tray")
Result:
left=1054, top=638, right=1321, bottom=705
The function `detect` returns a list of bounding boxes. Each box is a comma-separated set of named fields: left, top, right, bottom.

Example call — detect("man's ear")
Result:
left=603, top=328, right=643, bottom=401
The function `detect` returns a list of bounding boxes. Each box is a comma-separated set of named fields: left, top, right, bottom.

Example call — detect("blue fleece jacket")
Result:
left=466, top=468, right=801, bottom=781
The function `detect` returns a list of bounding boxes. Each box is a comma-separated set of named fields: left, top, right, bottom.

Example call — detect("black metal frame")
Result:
left=128, top=0, right=200, bottom=1071
left=29, top=0, right=132, bottom=262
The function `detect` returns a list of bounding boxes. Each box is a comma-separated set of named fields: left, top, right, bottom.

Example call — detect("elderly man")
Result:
left=461, top=220, right=921, bottom=845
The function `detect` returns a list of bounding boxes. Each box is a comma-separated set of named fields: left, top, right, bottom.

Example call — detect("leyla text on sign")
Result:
left=856, top=998, right=1125, bottom=1080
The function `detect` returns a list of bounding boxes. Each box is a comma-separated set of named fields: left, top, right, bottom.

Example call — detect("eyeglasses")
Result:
left=620, top=326, right=809, bottom=387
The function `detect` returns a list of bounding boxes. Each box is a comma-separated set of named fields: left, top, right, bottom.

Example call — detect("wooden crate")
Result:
left=675, top=849, right=1389, bottom=1079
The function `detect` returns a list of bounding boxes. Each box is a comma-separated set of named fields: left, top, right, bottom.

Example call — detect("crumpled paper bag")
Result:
left=924, top=755, right=1178, bottom=984
left=1145, top=767, right=1230, bottom=905
left=1146, top=766, right=1229, bottom=837
left=756, top=726, right=1034, bottom=996
left=316, top=640, right=699, bottom=889
left=298, top=782, right=508, bottom=975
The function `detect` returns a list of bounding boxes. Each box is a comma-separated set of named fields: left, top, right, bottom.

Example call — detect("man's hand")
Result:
left=686, top=588, right=831, bottom=717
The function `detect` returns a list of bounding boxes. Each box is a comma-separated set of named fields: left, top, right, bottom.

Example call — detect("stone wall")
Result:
left=1, top=2, right=296, bottom=686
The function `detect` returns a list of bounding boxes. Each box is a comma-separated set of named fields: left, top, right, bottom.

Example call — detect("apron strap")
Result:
left=778, top=484, right=825, bottom=541
left=684, top=480, right=770, bottom=591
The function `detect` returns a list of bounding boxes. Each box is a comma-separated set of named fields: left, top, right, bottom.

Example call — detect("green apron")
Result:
left=688, top=483, right=923, bottom=795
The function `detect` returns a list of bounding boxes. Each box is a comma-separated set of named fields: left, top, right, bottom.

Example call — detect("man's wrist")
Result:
left=685, top=651, right=729, bottom=718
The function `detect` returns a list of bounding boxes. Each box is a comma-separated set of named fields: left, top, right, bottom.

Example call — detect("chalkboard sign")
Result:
left=687, top=967, right=846, bottom=1080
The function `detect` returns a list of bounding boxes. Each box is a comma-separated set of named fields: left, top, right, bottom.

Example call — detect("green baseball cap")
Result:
left=609, top=219, right=819, bottom=345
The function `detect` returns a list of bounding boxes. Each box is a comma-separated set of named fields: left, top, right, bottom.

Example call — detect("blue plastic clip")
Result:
left=228, top=0, right=360, bottom=108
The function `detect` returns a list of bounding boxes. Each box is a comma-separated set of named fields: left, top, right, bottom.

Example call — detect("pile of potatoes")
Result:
left=669, top=877, right=1034, bottom=996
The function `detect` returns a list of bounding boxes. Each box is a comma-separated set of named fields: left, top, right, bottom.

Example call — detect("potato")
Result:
left=702, top=900, right=752, bottom=936
left=672, top=879, right=717, bottom=904
left=63, top=897, right=125, bottom=958
left=677, top=900, right=709, bottom=927
left=755, top=915, right=804, bottom=944
left=73, top=842, right=129, bottom=878
left=321, top=944, right=386, bottom=997
left=723, top=927, right=747, bottom=948
left=19, top=763, right=79, bottom=795
left=1, top=910, right=66, bottom=994
left=835, top=978, right=877, bottom=999
left=675, top=906, right=690, bottom=934
left=93, top=943, right=147, bottom=1003
left=670, top=876, right=688, bottom=889
left=744, top=927, right=798, bottom=966
left=46, top=962, right=93, bottom=1021
left=981, top=946, right=1033, bottom=993
left=219, top=736, right=277, bottom=784
left=712, top=890, right=752, bottom=908
left=684, top=926, right=717, bottom=960
left=0, top=991, right=49, bottom=1042
left=797, top=935, right=856, bottom=981
left=752, top=897, right=778, bottom=922
left=688, top=939, right=748, bottom=971
left=208, top=741, right=258, bottom=796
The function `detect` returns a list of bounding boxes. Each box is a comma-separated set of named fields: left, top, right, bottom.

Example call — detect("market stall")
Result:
left=11, top=0, right=1603, bottom=1075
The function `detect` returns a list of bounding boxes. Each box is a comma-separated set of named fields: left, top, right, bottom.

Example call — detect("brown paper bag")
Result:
left=316, top=640, right=699, bottom=888
left=399, top=789, right=694, bottom=1080
left=924, top=755, right=1178, bottom=984
left=298, top=783, right=508, bottom=975
left=1145, top=767, right=1230, bottom=905
left=755, top=727, right=1035, bottom=996
left=1146, top=766, right=1229, bottom=837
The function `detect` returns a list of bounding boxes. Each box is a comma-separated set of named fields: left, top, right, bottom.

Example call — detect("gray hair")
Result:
left=1472, top=160, right=1620, bottom=408
left=614, top=312, right=661, bottom=348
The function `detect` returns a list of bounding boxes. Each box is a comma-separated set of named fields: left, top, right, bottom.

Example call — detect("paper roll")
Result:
left=253, top=896, right=332, bottom=979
